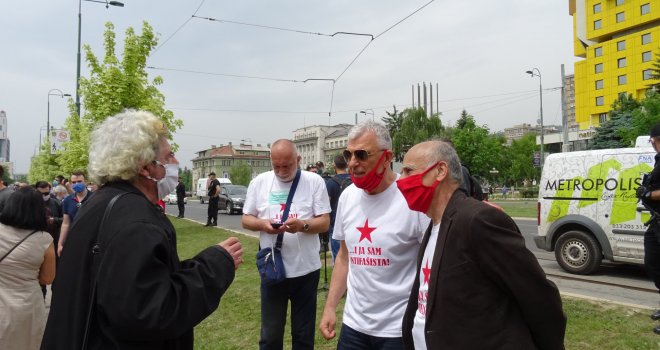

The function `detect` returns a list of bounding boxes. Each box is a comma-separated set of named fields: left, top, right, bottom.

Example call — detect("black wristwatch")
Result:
left=302, top=221, right=310, bottom=232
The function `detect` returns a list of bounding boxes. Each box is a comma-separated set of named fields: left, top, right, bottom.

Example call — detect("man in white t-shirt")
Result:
left=319, top=121, right=428, bottom=349
left=242, top=139, right=330, bottom=350
left=398, top=140, right=566, bottom=350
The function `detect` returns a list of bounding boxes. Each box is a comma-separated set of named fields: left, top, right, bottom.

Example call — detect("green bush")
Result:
left=520, top=186, right=539, bottom=199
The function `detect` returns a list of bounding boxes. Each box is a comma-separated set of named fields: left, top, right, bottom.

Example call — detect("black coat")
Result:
left=42, top=181, right=235, bottom=350
left=402, top=190, right=566, bottom=350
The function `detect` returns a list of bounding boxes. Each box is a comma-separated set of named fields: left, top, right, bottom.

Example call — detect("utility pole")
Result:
left=561, top=64, right=569, bottom=152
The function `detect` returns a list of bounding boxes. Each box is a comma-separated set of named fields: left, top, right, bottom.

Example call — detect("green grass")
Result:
left=171, top=218, right=660, bottom=349
left=490, top=199, right=537, bottom=218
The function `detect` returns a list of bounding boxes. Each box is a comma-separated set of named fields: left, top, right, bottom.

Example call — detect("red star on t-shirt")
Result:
left=422, top=259, right=432, bottom=285
left=357, top=218, right=376, bottom=243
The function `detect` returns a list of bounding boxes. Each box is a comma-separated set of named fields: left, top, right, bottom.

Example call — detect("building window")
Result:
left=595, top=63, right=603, bottom=73
left=617, top=57, right=626, bottom=68
left=594, top=3, right=602, bottom=13
left=594, top=47, right=603, bottom=57
left=642, top=51, right=652, bottom=62
left=642, top=33, right=652, bottom=44
left=641, top=3, right=650, bottom=15
left=596, top=96, right=604, bottom=106
left=617, top=40, right=626, bottom=51
left=594, top=19, right=602, bottom=30
left=595, top=80, right=604, bottom=89
left=618, top=75, right=627, bottom=85
left=616, top=12, right=625, bottom=23
left=599, top=113, right=608, bottom=124
left=643, top=69, right=653, bottom=80
left=616, top=0, right=624, bottom=5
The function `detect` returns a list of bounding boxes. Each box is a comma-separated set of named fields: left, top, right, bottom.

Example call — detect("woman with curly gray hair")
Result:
left=43, top=110, right=243, bottom=350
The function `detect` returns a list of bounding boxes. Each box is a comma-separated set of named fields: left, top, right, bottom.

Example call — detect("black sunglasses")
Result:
left=342, top=149, right=384, bottom=162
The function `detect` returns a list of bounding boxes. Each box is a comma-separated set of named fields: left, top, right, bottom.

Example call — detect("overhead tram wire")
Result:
left=192, top=15, right=374, bottom=40
left=153, top=0, right=207, bottom=53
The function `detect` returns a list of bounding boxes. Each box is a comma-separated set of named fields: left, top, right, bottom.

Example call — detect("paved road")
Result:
left=177, top=201, right=658, bottom=309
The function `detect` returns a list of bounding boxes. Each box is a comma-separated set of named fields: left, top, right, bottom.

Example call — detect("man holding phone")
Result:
left=242, top=139, right=331, bottom=350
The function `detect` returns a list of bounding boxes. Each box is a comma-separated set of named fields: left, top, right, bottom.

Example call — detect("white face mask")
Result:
left=146, top=161, right=179, bottom=199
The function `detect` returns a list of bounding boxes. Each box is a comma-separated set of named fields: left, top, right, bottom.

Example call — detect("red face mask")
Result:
left=351, top=151, right=388, bottom=192
left=396, top=162, right=440, bottom=213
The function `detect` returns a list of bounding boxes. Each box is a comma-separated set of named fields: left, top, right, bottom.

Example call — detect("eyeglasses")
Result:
left=342, top=149, right=384, bottom=162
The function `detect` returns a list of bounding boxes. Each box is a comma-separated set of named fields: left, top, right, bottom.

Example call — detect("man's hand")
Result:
left=636, top=185, right=651, bottom=200
left=262, top=220, right=286, bottom=234
left=282, top=217, right=304, bottom=233
left=217, top=237, right=243, bottom=270
left=319, top=307, right=337, bottom=340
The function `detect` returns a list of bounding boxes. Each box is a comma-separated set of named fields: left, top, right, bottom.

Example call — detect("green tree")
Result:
left=590, top=94, right=642, bottom=149
left=391, top=107, right=443, bottom=162
left=450, top=111, right=504, bottom=179
left=507, top=133, right=541, bottom=184
left=229, top=163, right=251, bottom=186
left=382, top=105, right=404, bottom=137
left=179, top=166, right=192, bottom=191
left=54, top=21, right=181, bottom=176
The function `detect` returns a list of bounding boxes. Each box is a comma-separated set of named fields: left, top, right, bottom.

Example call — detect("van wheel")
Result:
left=199, top=197, right=204, bottom=204
left=555, top=230, right=602, bottom=275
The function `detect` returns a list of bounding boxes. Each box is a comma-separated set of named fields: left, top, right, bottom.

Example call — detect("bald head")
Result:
left=271, top=139, right=300, bottom=182
left=405, top=141, right=463, bottom=185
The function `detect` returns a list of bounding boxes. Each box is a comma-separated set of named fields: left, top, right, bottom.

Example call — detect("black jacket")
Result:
left=402, top=190, right=566, bottom=350
left=42, top=181, right=235, bottom=350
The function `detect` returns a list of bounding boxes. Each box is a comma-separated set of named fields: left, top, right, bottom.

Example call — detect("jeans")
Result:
left=644, top=225, right=660, bottom=291
left=328, top=226, right=340, bottom=262
left=207, top=197, right=219, bottom=224
left=260, top=269, right=320, bottom=350
left=337, top=324, right=404, bottom=350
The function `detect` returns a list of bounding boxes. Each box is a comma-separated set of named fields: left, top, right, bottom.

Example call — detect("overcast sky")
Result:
left=1, top=0, right=577, bottom=174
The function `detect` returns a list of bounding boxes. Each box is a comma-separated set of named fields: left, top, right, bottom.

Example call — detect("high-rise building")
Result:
left=0, top=111, right=10, bottom=162
left=569, top=0, right=658, bottom=129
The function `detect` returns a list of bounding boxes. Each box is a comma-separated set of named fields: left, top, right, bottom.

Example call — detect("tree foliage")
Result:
left=229, top=162, right=251, bottom=187
left=179, top=167, right=192, bottom=191
left=390, top=107, right=443, bottom=162
left=450, top=111, right=504, bottom=179
left=590, top=92, right=660, bottom=149
left=29, top=21, right=181, bottom=182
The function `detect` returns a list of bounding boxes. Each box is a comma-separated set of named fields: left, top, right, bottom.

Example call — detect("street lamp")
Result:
left=526, top=68, right=544, bottom=167
left=76, top=0, right=124, bottom=118
left=47, top=89, right=71, bottom=149
left=360, top=109, right=375, bottom=121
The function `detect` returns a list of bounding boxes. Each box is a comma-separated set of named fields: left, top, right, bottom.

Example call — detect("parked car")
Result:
left=218, top=185, right=247, bottom=215
left=166, top=191, right=187, bottom=205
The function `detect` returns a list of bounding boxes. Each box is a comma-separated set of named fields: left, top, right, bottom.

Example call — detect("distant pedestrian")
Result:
left=176, top=178, right=186, bottom=218
left=0, top=187, right=56, bottom=350
left=0, top=165, right=12, bottom=214
left=205, top=172, right=221, bottom=226
left=502, top=185, right=508, bottom=200
left=57, top=170, right=93, bottom=257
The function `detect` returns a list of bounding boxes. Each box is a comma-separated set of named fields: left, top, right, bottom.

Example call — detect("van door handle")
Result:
left=637, top=207, right=650, bottom=212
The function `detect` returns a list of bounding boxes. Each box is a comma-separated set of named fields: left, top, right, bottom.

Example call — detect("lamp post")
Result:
left=47, top=89, right=71, bottom=149
left=526, top=68, right=544, bottom=167
left=360, top=109, right=375, bottom=122
left=76, top=0, right=124, bottom=118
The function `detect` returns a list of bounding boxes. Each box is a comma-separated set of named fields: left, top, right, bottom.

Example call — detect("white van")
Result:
left=196, top=177, right=232, bottom=203
left=535, top=146, right=655, bottom=275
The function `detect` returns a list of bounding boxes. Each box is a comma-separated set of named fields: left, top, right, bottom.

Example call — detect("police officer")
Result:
left=638, top=122, right=660, bottom=335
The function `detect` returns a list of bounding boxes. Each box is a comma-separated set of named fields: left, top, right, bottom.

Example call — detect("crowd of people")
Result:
left=0, top=110, right=574, bottom=349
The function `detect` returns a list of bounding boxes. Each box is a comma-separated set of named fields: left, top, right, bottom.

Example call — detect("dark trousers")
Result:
left=259, top=269, right=320, bottom=350
left=644, top=225, right=660, bottom=291
left=337, top=324, right=404, bottom=350
left=177, top=198, right=185, bottom=218
left=207, top=197, right=219, bottom=224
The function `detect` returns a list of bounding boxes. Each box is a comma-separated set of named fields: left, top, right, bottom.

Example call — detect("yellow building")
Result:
left=570, top=0, right=659, bottom=129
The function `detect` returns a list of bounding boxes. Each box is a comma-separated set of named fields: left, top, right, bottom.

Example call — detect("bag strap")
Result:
left=275, top=169, right=301, bottom=249
left=81, top=192, right=129, bottom=350
left=0, top=229, right=39, bottom=264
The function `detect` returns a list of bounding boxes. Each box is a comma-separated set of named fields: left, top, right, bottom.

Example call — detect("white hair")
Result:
left=348, top=120, right=392, bottom=150
left=88, top=110, right=169, bottom=185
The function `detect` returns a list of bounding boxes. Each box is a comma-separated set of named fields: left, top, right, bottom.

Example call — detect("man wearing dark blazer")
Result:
left=397, top=140, right=566, bottom=350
